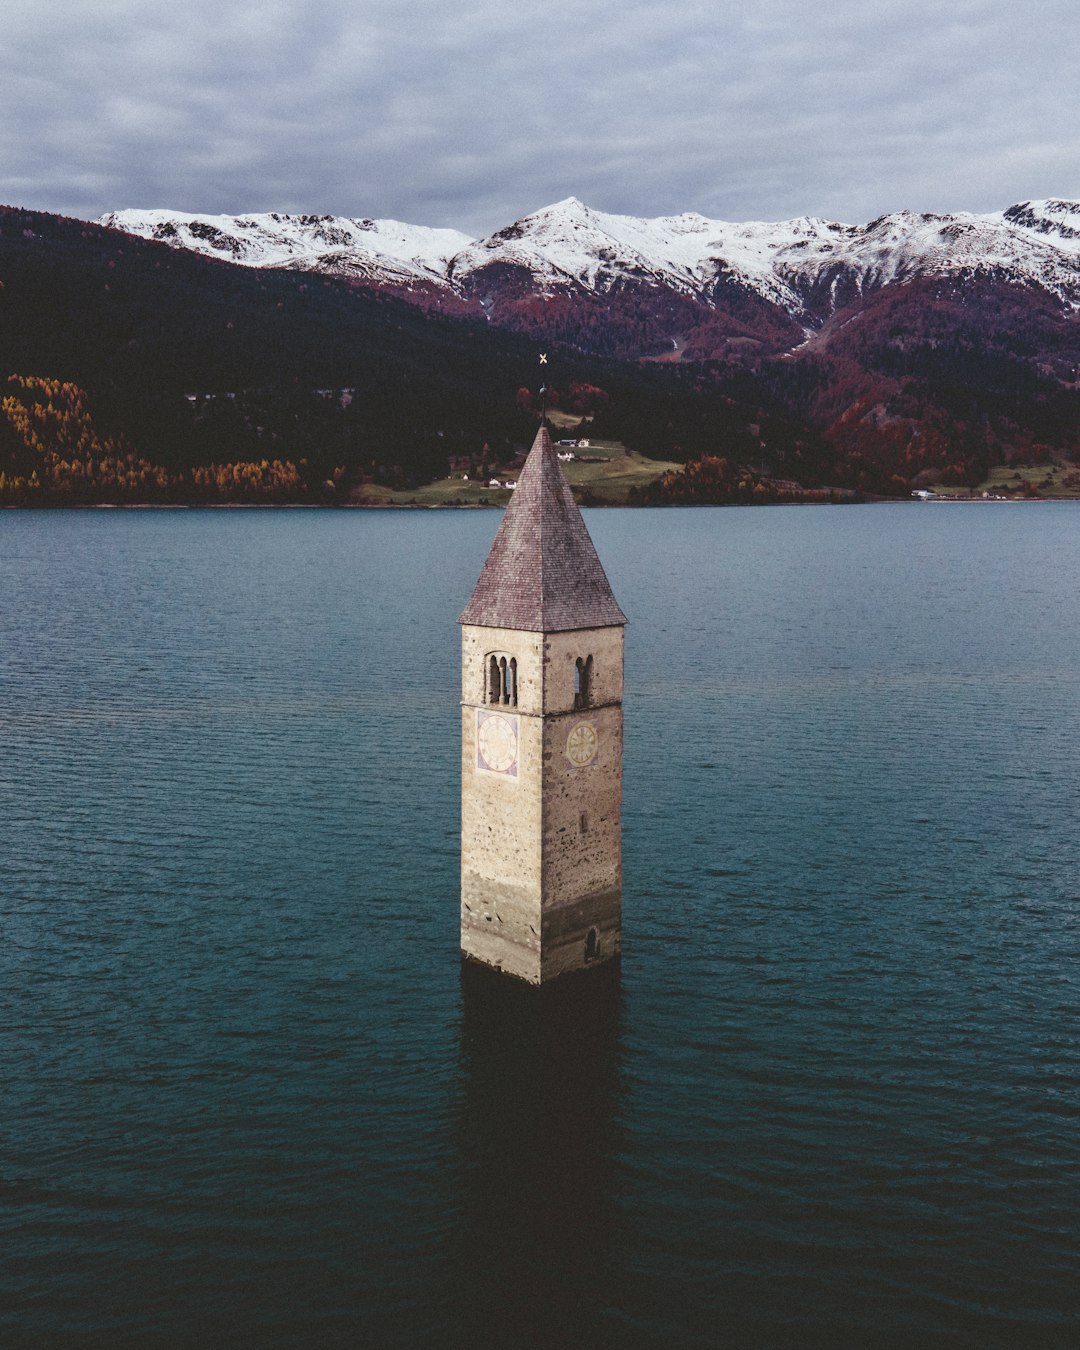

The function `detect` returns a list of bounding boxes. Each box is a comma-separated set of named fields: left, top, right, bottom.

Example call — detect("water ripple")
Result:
left=2, top=506, right=1080, bottom=1347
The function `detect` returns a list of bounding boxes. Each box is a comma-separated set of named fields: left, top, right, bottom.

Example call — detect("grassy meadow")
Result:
left=928, top=461, right=1080, bottom=499
left=356, top=421, right=680, bottom=506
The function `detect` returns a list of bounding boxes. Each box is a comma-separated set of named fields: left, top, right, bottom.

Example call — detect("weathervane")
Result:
left=539, top=352, right=548, bottom=423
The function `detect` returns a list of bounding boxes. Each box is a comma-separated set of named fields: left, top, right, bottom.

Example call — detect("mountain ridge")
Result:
left=102, top=196, right=1080, bottom=330
left=3, top=199, right=1080, bottom=506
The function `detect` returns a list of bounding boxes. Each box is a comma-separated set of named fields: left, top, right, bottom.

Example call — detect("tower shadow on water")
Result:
left=451, top=958, right=626, bottom=1348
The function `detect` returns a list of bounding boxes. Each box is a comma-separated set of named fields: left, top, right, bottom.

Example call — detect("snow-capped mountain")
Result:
left=100, top=208, right=472, bottom=290
left=101, top=196, right=1080, bottom=326
left=13, top=197, right=1080, bottom=498
left=449, top=196, right=1080, bottom=316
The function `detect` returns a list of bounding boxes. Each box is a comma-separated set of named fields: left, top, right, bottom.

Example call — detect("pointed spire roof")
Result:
left=460, top=425, right=627, bottom=632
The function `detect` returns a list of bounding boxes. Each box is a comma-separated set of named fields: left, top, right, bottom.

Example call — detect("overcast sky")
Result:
left=2, top=0, right=1078, bottom=236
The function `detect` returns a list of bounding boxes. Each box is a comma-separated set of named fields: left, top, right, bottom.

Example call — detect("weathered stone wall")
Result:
left=460, top=624, right=544, bottom=713
left=460, top=622, right=624, bottom=984
left=541, top=705, right=623, bottom=902
left=460, top=624, right=544, bottom=980
left=538, top=627, right=624, bottom=975
left=461, top=701, right=543, bottom=982
left=539, top=701, right=623, bottom=976
left=541, top=627, right=624, bottom=714
left=541, top=888, right=622, bottom=982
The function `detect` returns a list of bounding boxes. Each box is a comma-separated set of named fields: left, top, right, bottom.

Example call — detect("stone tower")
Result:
left=459, top=424, right=627, bottom=984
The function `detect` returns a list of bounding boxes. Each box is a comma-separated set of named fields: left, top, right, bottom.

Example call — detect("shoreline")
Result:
left=5, top=497, right=1080, bottom=511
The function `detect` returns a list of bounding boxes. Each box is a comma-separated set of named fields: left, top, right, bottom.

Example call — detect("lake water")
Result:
left=2, top=503, right=1079, bottom=1348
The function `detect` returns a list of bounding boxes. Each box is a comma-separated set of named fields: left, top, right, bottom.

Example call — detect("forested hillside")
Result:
left=3, top=204, right=1080, bottom=504
left=0, top=205, right=540, bottom=500
left=0, top=206, right=825, bottom=503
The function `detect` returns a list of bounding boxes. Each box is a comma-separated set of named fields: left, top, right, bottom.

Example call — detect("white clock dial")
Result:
left=477, top=710, right=519, bottom=776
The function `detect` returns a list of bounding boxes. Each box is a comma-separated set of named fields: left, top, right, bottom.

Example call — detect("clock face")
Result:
left=565, top=721, right=598, bottom=767
left=477, top=710, right=519, bottom=777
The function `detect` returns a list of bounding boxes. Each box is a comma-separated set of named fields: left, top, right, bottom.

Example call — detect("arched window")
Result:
left=574, top=655, right=593, bottom=710
left=584, top=927, right=599, bottom=962
left=485, top=652, right=518, bottom=707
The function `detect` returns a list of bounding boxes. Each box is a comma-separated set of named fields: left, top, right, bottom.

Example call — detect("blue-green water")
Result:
left=2, top=504, right=1079, bottom=1348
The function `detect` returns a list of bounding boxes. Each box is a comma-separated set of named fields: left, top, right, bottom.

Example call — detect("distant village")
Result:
left=448, top=438, right=608, bottom=492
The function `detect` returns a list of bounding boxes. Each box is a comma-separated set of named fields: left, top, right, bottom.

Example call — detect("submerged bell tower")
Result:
left=459, top=423, right=627, bottom=984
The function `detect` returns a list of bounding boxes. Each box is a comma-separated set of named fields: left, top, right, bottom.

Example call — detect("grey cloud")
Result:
left=2, top=0, right=1078, bottom=234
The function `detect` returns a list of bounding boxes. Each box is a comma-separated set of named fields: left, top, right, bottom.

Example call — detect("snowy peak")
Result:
left=100, top=208, right=472, bottom=287
left=100, top=198, right=1080, bottom=322
left=454, top=196, right=706, bottom=294
left=454, top=198, right=1080, bottom=314
left=1002, top=199, right=1080, bottom=243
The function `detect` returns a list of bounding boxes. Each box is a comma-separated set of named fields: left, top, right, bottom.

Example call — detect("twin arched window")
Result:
left=487, top=653, right=517, bottom=706
left=574, top=655, right=593, bottom=709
